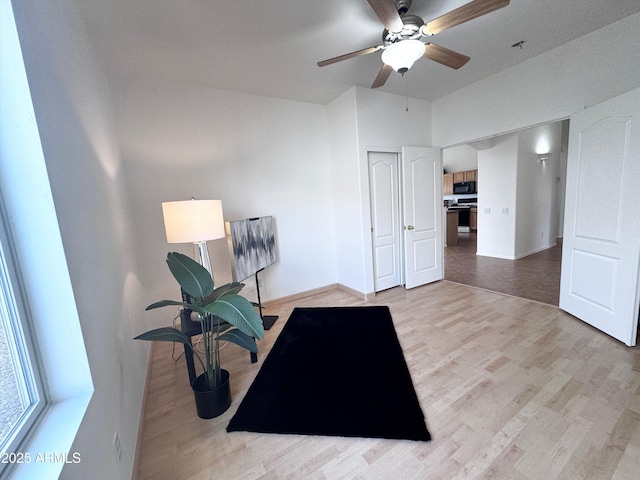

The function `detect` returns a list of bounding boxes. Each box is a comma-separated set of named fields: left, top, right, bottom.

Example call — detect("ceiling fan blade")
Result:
left=317, top=45, right=382, bottom=67
left=423, top=0, right=510, bottom=36
left=367, top=0, right=404, bottom=33
left=371, top=64, right=393, bottom=89
left=424, top=43, right=470, bottom=69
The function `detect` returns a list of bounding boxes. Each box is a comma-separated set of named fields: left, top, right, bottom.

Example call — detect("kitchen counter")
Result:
left=446, top=210, right=459, bottom=246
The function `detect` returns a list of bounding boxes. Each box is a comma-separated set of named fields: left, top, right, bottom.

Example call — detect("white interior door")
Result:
left=369, top=152, right=402, bottom=292
left=402, top=146, right=443, bottom=289
left=560, top=87, right=640, bottom=346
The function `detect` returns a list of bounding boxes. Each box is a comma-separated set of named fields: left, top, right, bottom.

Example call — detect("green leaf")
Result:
left=216, top=321, right=234, bottom=334
left=145, top=299, right=185, bottom=310
left=134, top=327, right=191, bottom=344
left=202, top=282, right=245, bottom=304
left=166, top=252, right=214, bottom=299
left=218, top=329, right=258, bottom=353
left=204, top=294, right=265, bottom=339
left=145, top=299, right=207, bottom=316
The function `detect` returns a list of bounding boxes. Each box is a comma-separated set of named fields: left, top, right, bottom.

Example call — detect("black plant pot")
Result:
left=192, top=369, right=232, bottom=419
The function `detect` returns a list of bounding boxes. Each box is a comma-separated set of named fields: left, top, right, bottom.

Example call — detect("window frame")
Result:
left=0, top=199, right=48, bottom=470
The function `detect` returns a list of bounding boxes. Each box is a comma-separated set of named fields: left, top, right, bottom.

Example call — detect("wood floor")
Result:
left=445, top=233, right=562, bottom=306
left=134, top=282, right=640, bottom=480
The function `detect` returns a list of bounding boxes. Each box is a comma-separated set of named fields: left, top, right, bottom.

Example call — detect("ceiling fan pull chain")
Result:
left=405, top=74, right=409, bottom=112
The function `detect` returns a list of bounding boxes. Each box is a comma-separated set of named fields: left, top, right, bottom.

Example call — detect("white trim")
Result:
left=514, top=242, right=558, bottom=260
left=366, top=145, right=402, bottom=153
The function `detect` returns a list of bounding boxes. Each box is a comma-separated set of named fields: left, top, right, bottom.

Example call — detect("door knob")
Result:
left=405, top=225, right=414, bottom=230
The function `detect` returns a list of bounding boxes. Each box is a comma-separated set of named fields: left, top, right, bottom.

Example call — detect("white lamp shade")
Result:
left=162, top=199, right=225, bottom=244
left=381, top=40, right=425, bottom=72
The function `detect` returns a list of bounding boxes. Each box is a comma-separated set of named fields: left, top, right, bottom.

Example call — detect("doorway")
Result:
left=443, top=120, right=567, bottom=305
left=368, top=147, right=444, bottom=293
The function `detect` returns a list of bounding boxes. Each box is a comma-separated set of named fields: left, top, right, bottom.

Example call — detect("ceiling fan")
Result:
left=317, top=0, right=510, bottom=88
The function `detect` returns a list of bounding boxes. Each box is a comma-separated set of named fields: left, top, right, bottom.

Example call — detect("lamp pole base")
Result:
left=262, top=315, right=278, bottom=331
left=255, top=270, right=278, bottom=330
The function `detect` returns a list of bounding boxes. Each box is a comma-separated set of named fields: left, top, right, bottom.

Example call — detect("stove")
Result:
left=447, top=198, right=477, bottom=231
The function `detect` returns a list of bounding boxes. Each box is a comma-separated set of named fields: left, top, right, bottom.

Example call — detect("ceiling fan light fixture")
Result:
left=381, top=39, right=425, bottom=73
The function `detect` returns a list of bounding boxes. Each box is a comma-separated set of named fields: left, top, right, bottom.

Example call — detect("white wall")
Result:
left=117, top=79, right=430, bottom=309
left=12, top=1, right=148, bottom=479
left=432, top=13, right=640, bottom=147
left=515, top=122, right=563, bottom=257
left=326, top=87, right=431, bottom=296
left=434, top=13, right=640, bottom=262
left=327, top=88, right=361, bottom=293
left=557, top=120, right=570, bottom=236
left=355, top=88, right=432, bottom=295
left=477, top=122, right=564, bottom=260
left=477, top=134, right=518, bottom=258
left=443, top=145, right=478, bottom=173
left=113, top=77, right=337, bottom=314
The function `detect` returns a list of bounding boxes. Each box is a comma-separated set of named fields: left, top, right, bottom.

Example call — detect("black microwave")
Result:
left=453, top=181, right=476, bottom=194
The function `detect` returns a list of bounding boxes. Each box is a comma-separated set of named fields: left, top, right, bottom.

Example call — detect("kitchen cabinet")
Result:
left=446, top=169, right=478, bottom=192
left=470, top=207, right=478, bottom=231
left=443, top=173, right=453, bottom=195
left=453, top=172, right=465, bottom=183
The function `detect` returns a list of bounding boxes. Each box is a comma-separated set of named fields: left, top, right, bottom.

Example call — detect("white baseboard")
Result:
left=476, top=251, right=516, bottom=260
left=263, top=283, right=371, bottom=307
left=337, top=283, right=373, bottom=301
left=476, top=242, right=558, bottom=261
left=514, top=242, right=558, bottom=259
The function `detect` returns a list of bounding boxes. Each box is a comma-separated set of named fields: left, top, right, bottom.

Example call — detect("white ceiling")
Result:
left=71, top=0, right=640, bottom=105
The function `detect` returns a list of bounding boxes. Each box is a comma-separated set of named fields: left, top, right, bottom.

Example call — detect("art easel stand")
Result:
left=255, top=268, right=278, bottom=330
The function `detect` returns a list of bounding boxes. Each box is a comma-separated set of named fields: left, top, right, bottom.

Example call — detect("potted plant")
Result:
left=135, top=251, right=265, bottom=418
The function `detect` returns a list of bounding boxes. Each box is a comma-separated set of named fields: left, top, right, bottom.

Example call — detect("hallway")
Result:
left=444, top=233, right=562, bottom=305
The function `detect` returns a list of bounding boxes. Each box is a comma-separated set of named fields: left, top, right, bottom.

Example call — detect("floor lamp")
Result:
left=161, top=199, right=225, bottom=276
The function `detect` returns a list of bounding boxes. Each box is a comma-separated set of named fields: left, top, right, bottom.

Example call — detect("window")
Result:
left=0, top=207, right=47, bottom=471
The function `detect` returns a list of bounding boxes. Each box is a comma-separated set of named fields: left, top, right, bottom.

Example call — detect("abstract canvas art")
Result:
left=226, top=216, right=277, bottom=282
